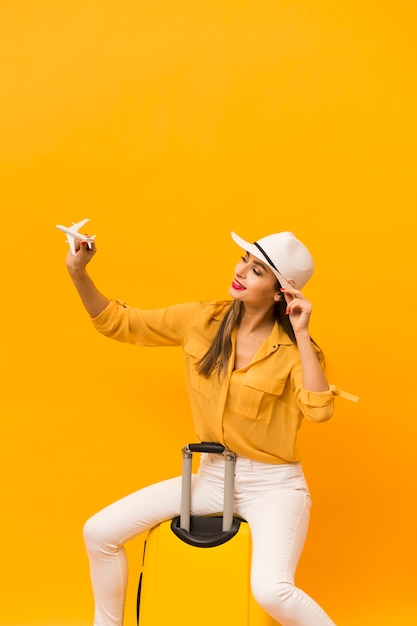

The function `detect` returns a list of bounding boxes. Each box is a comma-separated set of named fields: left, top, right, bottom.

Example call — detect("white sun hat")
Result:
left=231, top=231, right=314, bottom=289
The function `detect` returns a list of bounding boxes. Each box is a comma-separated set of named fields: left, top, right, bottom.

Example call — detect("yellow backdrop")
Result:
left=1, top=1, right=416, bottom=625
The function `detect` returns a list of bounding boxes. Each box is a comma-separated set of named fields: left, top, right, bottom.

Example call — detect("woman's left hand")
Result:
left=280, top=287, right=312, bottom=335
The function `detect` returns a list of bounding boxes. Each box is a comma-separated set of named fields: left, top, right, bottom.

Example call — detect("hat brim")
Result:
left=231, top=231, right=292, bottom=288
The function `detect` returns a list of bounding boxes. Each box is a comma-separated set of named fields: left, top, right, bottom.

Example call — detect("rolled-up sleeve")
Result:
left=295, top=381, right=359, bottom=423
left=296, top=387, right=335, bottom=422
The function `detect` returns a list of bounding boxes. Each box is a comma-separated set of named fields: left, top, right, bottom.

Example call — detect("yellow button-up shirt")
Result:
left=92, top=299, right=353, bottom=464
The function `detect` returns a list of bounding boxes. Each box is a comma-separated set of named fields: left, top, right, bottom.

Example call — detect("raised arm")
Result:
left=65, top=240, right=110, bottom=318
left=280, top=287, right=329, bottom=392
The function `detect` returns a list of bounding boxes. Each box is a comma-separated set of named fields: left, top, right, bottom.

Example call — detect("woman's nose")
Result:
left=235, top=262, right=246, bottom=277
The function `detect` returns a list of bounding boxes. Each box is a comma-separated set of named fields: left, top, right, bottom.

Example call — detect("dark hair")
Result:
left=197, top=281, right=324, bottom=379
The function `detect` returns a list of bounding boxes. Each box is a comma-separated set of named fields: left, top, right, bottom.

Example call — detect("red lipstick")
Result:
left=231, top=279, right=246, bottom=290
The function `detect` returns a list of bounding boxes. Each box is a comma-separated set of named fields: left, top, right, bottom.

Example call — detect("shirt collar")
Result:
left=272, top=321, right=294, bottom=346
left=252, top=322, right=293, bottom=362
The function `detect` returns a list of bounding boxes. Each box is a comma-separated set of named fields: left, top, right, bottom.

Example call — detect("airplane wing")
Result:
left=69, top=218, right=89, bottom=232
left=66, top=235, right=76, bottom=255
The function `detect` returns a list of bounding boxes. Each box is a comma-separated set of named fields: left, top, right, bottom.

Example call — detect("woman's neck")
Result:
left=233, top=306, right=276, bottom=370
left=238, top=305, right=275, bottom=335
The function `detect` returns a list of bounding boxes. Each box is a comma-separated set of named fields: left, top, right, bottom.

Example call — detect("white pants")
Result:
left=84, top=454, right=336, bottom=626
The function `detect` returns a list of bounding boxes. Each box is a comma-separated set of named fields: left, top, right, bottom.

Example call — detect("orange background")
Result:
left=1, top=1, right=416, bottom=625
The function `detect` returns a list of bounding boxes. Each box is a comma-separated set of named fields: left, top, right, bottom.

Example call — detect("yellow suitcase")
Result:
left=137, top=443, right=280, bottom=625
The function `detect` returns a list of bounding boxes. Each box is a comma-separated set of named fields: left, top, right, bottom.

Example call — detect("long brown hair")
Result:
left=196, top=283, right=324, bottom=379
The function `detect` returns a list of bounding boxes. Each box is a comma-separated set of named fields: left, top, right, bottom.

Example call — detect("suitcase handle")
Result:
left=187, top=442, right=226, bottom=454
left=180, top=443, right=236, bottom=535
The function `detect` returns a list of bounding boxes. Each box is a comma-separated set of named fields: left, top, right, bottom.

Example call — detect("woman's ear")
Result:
left=273, top=292, right=281, bottom=302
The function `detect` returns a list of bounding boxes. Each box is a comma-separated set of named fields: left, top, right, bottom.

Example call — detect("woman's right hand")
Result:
left=66, top=237, right=97, bottom=275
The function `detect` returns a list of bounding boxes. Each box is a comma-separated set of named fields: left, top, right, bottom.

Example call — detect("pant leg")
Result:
left=234, top=460, right=336, bottom=626
left=84, top=472, right=224, bottom=626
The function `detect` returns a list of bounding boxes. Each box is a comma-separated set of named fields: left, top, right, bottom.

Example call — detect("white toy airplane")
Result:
left=56, top=218, right=96, bottom=255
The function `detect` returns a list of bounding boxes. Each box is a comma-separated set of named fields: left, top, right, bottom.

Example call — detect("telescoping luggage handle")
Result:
left=180, top=443, right=236, bottom=533
left=170, top=443, right=240, bottom=547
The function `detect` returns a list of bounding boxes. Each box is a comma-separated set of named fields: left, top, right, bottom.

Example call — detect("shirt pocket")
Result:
left=184, top=337, right=213, bottom=400
left=234, top=371, right=286, bottom=424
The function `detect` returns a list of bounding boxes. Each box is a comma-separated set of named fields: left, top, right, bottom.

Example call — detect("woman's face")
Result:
left=229, top=252, right=280, bottom=308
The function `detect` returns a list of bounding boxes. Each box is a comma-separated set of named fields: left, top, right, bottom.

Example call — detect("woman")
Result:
left=65, top=228, right=354, bottom=626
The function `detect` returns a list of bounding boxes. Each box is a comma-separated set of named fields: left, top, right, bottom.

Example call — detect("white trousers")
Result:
left=84, top=454, right=336, bottom=626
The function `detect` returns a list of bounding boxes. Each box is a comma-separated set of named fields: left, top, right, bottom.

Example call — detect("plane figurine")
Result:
left=56, top=219, right=96, bottom=255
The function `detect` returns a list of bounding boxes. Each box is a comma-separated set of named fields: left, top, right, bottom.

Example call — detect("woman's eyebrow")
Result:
left=247, top=254, right=267, bottom=272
